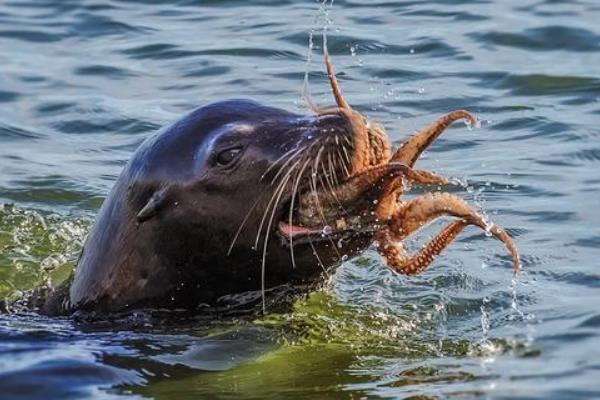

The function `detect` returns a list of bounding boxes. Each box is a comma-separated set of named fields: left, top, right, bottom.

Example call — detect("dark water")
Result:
left=1, top=0, right=599, bottom=398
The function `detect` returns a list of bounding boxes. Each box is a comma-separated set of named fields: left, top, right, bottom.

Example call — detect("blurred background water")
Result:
left=1, top=0, right=599, bottom=398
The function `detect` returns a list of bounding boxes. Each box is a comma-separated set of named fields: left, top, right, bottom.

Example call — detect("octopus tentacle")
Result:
left=319, top=51, right=393, bottom=173
left=386, top=192, right=478, bottom=238
left=375, top=168, right=450, bottom=220
left=393, top=110, right=477, bottom=167
left=324, top=46, right=351, bottom=110
left=379, top=169, right=450, bottom=199
left=376, top=221, right=467, bottom=275
left=381, top=192, right=520, bottom=272
left=406, top=169, right=449, bottom=187
left=304, top=162, right=443, bottom=207
left=321, top=51, right=372, bottom=174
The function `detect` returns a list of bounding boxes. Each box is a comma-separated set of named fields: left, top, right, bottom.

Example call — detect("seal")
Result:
left=40, top=99, right=375, bottom=316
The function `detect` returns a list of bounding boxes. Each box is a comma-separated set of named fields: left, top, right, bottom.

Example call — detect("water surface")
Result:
left=1, top=0, right=599, bottom=398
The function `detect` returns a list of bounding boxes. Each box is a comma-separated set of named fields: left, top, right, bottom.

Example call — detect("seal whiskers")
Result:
left=255, top=158, right=303, bottom=250
left=288, top=158, right=313, bottom=269
left=227, top=196, right=262, bottom=256
left=260, top=160, right=300, bottom=312
left=260, top=146, right=303, bottom=182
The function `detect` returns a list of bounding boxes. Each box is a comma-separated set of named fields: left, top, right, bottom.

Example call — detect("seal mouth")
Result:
left=274, top=140, right=385, bottom=246
left=276, top=201, right=351, bottom=243
left=277, top=220, right=321, bottom=239
left=276, top=189, right=381, bottom=245
left=277, top=218, right=378, bottom=244
left=275, top=176, right=358, bottom=245
left=267, top=52, right=391, bottom=249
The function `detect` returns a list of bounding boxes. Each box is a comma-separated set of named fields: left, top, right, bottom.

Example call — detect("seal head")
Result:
left=43, top=100, right=376, bottom=315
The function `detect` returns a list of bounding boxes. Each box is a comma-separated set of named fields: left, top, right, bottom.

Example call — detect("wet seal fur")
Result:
left=39, top=100, right=372, bottom=316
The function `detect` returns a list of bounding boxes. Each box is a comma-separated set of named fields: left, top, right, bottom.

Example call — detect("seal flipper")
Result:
left=136, top=187, right=170, bottom=223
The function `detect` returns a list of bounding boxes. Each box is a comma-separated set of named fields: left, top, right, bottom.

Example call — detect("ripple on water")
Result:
left=0, top=179, right=104, bottom=210
left=386, top=95, right=485, bottom=113
left=491, top=116, right=574, bottom=142
left=507, top=209, right=577, bottom=224
left=181, top=65, right=231, bottom=78
left=53, top=117, right=159, bottom=135
left=0, top=315, right=144, bottom=398
left=495, top=74, right=600, bottom=99
left=0, top=90, right=20, bottom=103
left=401, top=8, right=488, bottom=22
left=73, top=65, right=137, bottom=79
left=0, top=29, right=63, bottom=43
left=118, top=43, right=198, bottom=60
left=34, top=102, right=76, bottom=115
left=577, top=314, right=600, bottom=328
left=562, top=148, right=600, bottom=164
left=1, top=359, right=143, bottom=400
left=360, top=66, right=433, bottom=81
left=471, top=26, right=600, bottom=52
left=67, top=12, right=153, bottom=38
left=119, top=43, right=302, bottom=60
left=378, top=364, right=483, bottom=389
left=282, top=32, right=464, bottom=58
left=531, top=270, right=600, bottom=290
left=2, top=0, right=79, bottom=13
left=0, top=123, right=44, bottom=141
left=571, top=235, right=600, bottom=249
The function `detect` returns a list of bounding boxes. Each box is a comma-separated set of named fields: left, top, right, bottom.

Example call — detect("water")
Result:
left=1, top=0, right=599, bottom=398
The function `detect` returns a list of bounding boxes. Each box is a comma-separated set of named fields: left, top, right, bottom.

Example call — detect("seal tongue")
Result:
left=278, top=221, right=321, bottom=239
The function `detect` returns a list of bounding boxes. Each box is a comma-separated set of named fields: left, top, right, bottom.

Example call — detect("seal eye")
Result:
left=215, top=147, right=242, bottom=166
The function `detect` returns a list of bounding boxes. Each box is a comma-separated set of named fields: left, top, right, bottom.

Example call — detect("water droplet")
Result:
left=322, top=225, right=333, bottom=235
left=484, top=222, right=494, bottom=237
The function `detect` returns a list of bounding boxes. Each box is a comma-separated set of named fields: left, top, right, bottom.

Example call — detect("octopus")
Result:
left=279, top=48, right=521, bottom=276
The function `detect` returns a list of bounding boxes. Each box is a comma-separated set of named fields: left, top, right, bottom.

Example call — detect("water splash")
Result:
left=0, top=204, right=89, bottom=299
left=301, top=0, right=335, bottom=109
